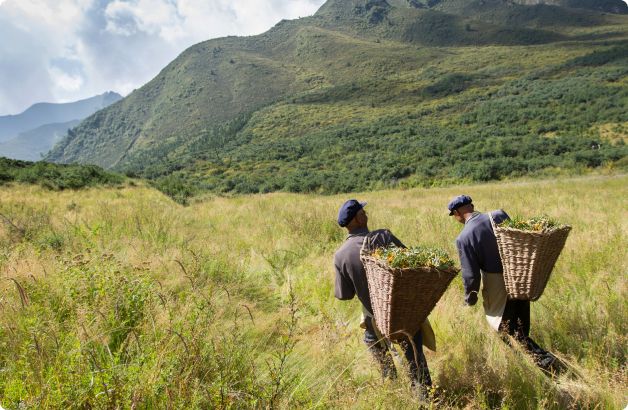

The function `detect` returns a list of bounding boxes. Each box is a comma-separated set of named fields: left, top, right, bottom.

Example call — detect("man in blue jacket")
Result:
left=448, top=195, right=560, bottom=373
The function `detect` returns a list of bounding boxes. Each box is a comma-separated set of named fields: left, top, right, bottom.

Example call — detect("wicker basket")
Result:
left=360, top=249, right=457, bottom=342
left=490, top=214, right=571, bottom=301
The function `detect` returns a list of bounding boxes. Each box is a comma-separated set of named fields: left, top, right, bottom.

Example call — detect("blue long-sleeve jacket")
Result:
left=455, top=210, right=509, bottom=305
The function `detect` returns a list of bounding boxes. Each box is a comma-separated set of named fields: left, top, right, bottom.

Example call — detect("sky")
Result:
left=2, top=0, right=627, bottom=116
left=0, top=0, right=326, bottom=116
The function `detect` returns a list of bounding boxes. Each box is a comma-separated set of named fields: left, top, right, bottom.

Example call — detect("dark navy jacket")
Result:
left=455, top=210, right=510, bottom=305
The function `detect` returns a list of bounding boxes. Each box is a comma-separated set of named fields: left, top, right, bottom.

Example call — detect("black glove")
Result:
left=465, top=291, right=478, bottom=306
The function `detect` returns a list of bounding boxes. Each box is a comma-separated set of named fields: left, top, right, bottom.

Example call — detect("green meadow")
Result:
left=0, top=174, right=626, bottom=408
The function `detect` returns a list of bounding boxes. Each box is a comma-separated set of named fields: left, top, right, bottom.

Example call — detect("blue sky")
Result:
left=0, top=0, right=325, bottom=115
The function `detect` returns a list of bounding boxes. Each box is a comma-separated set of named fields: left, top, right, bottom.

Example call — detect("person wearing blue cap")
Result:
left=448, top=195, right=560, bottom=373
left=333, top=199, right=433, bottom=393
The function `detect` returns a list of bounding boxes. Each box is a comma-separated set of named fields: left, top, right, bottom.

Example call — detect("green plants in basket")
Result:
left=499, top=215, right=568, bottom=232
left=371, top=245, right=456, bottom=270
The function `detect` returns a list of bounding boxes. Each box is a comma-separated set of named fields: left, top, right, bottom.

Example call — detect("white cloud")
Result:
left=103, top=0, right=323, bottom=44
left=0, top=0, right=325, bottom=115
left=105, top=0, right=183, bottom=39
left=3, top=0, right=92, bottom=31
left=49, top=66, right=85, bottom=93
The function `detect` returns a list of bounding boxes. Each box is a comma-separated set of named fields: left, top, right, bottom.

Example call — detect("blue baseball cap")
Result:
left=337, top=199, right=367, bottom=227
left=447, top=195, right=472, bottom=215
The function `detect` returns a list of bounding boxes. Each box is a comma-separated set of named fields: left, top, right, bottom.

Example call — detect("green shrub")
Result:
left=0, top=158, right=124, bottom=190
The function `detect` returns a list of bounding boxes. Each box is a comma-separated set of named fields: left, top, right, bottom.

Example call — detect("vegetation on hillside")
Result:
left=0, top=176, right=625, bottom=408
left=0, top=157, right=124, bottom=190
left=45, top=0, right=628, bottom=200
left=145, top=41, right=627, bottom=201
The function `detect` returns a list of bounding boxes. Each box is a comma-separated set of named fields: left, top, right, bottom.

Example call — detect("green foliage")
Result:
left=500, top=215, right=568, bottom=231
left=372, top=244, right=456, bottom=269
left=563, top=43, right=628, bottom=68
left=0, top=157, right=124, bottom=190
left=150, top=175, right=197, bottom=205
left=424, top=73, right=474, bottom=96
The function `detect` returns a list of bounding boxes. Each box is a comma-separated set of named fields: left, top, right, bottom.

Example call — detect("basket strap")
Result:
left=360, top=230, right=382, bottom=256
left=488, top=211, right=497, bottom=231
left=360, top=232, right=370, bottom=257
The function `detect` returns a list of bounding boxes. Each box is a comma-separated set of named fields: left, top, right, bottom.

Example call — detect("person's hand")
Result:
left=465, top=291, right=478, bottom=306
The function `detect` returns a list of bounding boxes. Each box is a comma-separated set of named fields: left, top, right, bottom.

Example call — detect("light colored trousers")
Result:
left=481, top=271, right=508, bottom=331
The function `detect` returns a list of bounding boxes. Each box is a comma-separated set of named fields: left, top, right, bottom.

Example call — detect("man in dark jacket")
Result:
left=333, top=199, right=432, bottom=390
left=449, top=195, right=560, bottom=373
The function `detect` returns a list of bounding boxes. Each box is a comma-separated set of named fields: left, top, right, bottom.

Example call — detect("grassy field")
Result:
left=0, top=174, right=626, bottom=408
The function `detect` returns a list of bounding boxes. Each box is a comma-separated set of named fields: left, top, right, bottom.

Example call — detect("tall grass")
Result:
left=0, top=175, right=626, bottom=408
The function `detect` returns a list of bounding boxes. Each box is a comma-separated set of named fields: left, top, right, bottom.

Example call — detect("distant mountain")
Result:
left=0, top=92, right=122, bottom=161
left=46, top=0, right=628, bottom=195
left=0, top=120, right=80, bottom=161
left=0, top=92, right=122, bottom=143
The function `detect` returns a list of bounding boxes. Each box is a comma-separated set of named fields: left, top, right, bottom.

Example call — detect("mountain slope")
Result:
left=46, top=34, right=309, bottom=169
left=513, top=0, right=628, bottom=14
left=46, top=0, right=628, bottom=195
left=433, top=0, right=628, bottom=14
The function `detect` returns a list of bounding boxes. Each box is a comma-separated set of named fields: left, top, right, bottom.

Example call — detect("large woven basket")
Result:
left=490, top=215, right=571, bottom=301
left=360, top=250, right=457, bottom=342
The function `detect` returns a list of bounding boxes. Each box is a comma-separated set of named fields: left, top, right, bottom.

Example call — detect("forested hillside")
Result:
left=46, top=0, right=628, bottom=198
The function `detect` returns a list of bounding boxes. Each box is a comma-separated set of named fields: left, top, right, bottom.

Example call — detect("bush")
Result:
left=0, top=158, right=124, bottom=190
left=151, top=175, right=197, bottom=205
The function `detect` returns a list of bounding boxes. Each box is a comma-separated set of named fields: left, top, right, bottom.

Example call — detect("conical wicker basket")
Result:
left=490, top=214, right=571, bottom=301
left=360, top=245, right=457, bottom=342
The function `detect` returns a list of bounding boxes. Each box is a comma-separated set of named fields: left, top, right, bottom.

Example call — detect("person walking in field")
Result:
left=333, top=199, right=433, bottom=393
left=448, top=195, right=560, bottom=373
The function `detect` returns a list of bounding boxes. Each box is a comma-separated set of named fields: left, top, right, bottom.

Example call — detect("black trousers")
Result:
left=499, top=299, right=557, bottom=370
left=363, top=316, right=432, bottom=387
